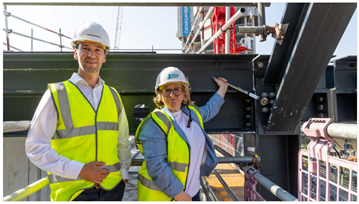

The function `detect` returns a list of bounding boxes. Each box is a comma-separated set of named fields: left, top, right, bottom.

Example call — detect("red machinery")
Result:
left=212, top=7, right=249, bottom=54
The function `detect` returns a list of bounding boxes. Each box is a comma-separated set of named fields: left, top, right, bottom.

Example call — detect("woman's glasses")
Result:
left=161, top=87, right=183, bottom=97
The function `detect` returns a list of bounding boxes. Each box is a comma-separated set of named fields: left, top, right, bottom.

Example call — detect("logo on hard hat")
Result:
left=87, top=34, right=101, bottom=38
left=168, top=73, right=180, bottom=80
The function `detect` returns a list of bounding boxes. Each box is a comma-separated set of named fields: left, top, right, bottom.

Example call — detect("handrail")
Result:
left=3, top=10, right=71, bottom=39
left=3, top=121, right=31, bottom=133
left=215, top=146, right=297, bottom=201
left=3, top=29, right=72, bottom=50
left=302, top=121, right=357, bottom=140
left=3, top=42, right=23, bottom=52
left=3, top=177, right=49, bottom=201
left=243, top=166, right=298, bottom=201
left=3, top=5, right=71, bottom=52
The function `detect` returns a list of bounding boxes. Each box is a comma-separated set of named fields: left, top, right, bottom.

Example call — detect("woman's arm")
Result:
left=214, top=77, right=228, bottom=98
left=198, top=77, right=228, bottom=123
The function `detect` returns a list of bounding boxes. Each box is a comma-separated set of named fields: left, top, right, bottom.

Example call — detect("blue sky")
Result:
left=2, top=2, right=357, bottom=57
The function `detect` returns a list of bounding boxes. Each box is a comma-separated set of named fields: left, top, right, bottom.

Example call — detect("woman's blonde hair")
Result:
left=153, top=82, right=194, bottom=107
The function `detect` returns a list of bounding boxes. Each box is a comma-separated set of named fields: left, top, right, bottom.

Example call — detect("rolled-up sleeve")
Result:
left=117, top=106, right=132, bottom=180
left=139, top=118, right=183, bottom=198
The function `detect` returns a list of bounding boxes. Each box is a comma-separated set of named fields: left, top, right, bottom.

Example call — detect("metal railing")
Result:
left=244, top=166, right=298, bottom=201
left=3, top=178, right=49, bottom=201
left=3, top=5, right=72, bottom=52
left=302, top=120, right=357, bottom=140
left=214, top=146, right=299, bottom=201
left=3, top=154, right=258, bottom=201
left=3, top=120, right=299, bottom=201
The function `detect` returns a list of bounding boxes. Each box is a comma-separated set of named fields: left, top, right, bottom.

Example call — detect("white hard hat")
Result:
left=155, top=67, right=188, bottom=90
left=71, top=22, right=110, bottom=54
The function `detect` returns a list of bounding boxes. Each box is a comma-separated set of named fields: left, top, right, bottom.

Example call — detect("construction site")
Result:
left=3, top=2, right=358, bottom=201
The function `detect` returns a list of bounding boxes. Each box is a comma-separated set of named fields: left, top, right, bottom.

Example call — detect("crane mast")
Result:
left=114, top=7, right=124, bottom=51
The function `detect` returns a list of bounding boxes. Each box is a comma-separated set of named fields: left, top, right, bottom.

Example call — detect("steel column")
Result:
left=265, top=3, right=356, bottom=132
left=263, top=3, right=309, bottom=85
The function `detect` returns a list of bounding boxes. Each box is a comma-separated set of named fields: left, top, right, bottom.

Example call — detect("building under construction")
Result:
left=3, top=2, right=358, bottom=202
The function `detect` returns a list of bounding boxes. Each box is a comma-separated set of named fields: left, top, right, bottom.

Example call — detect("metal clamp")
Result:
left=245, top=166, right=258, bottom=181
left=3, top=11, right=11, bottom=17
left=244, top=166, right=265, bottom=201
left=303, top=118, right=333, bottom=141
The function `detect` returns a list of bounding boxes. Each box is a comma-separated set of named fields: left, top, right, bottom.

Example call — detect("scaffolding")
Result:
left=178, top=4, right=287, bottom=54
left=3, top=6, right=72, bottom=52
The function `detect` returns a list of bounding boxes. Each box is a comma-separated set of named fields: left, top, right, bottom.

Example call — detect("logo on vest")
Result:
left=168, top=73, right=180, bottom=80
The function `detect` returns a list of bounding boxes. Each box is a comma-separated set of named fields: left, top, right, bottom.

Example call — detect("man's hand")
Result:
left=78, top=161, right=110, bottom=183
left=174, top=190, right=192, bottom=201
left=123, top=179, right=128, bottom=184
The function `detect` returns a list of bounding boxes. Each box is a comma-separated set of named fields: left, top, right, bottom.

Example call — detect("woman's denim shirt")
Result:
left=138, top=93, right=225, bottom=198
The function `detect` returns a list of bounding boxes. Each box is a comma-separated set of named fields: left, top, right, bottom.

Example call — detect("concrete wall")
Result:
left=3, top=137, right=50, bottom=201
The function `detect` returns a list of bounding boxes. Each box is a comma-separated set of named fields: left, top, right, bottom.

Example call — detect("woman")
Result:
left=135, top=67, right=228, bottom=201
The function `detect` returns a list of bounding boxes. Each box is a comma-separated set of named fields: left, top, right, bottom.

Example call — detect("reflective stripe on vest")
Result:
left=152, top=111, right=172, bottom=135
left=53, top=82, right=73, bottom=130
left=48, top=162, right=124, bottom=183
left=109, top=86, right=123, bottom=117
left=138, top=174, right=162, bottom=191
left=54, top=122, right=118, bottom=139
left=167, top=161, right=188, bottom=172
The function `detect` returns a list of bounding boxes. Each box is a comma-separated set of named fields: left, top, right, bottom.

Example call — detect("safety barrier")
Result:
left=298, top=118, right=358, bottom=201
left=3, top=156, right=258, bottom=201
left=3, top=120, right=298, bottom=201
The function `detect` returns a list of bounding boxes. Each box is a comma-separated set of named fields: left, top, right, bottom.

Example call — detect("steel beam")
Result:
left=3, top=53, right=261, bottom=135
left=3, top=2, right=271, bottom=7
left=265, top=3, right=356, bottom=132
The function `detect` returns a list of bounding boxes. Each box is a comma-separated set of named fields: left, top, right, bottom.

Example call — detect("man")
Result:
left=25, top=22, right=131, bottom=201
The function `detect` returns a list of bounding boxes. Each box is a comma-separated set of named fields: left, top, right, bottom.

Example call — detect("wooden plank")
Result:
left=206, top=162, right=245, bottom=201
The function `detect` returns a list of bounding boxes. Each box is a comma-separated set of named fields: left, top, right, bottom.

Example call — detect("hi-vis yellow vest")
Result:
left=135, top=105, right=204, bottom=201
left=48, top=81, right=123, bottom=201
